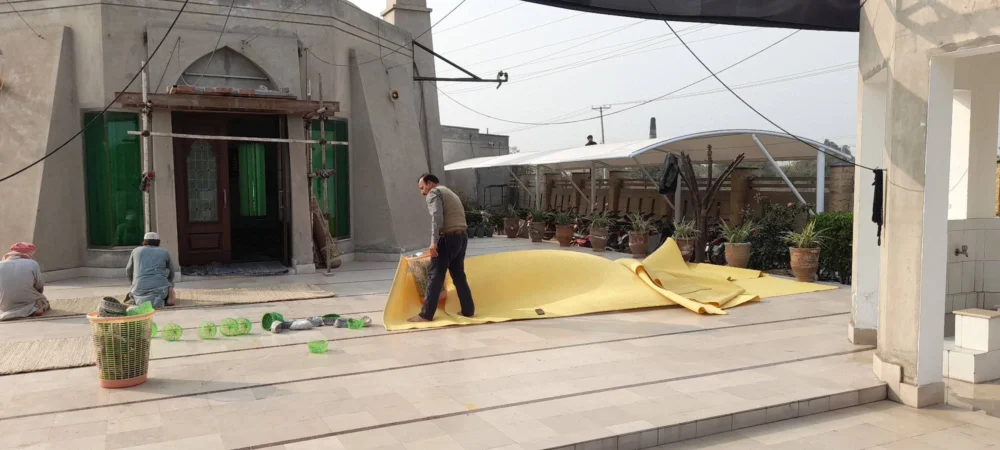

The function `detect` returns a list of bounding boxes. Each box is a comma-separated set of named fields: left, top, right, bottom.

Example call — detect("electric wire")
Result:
left=435, top=2, right=524, bottom=34
left=435, top=29, right=802, bottom=127
left=189, top=0, right=236, bottom=86
left=644, top=1, right=870, bottom=169
left=6, top=0, right=42, bottom=39
left=444, top=11, right=587, bottom=54
left=242, top=0, right=312, bottom=45
left=0, top=0, right=191, bottom=184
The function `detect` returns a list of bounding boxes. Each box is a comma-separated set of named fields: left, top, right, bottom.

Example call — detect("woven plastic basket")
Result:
left=405, top=255, right=447, bottom=308
left=87, top=311, right=154, bottom=389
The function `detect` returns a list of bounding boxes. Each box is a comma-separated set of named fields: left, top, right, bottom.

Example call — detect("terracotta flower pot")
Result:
left=675, top=238, right=696, bottom=261
left=517, top=220, right=530, bottom=238
left=725, top=243, right=751, bottom=268
left=629, top=232, right=649, bottom=257
left=590, top=227, right=608, bottom=252
left=555, top=225, right=574, bottom=247
left=789, top=247, right=820, bottom=282
left=529, top=222, right=546, bottom=242
left=504, top=218, right=520, bottom=238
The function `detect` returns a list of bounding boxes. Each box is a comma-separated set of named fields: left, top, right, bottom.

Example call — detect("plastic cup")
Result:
left=198, top=322, right=218, bottom=340
left=236, top=318, right=252, bottom=335
left=161, top=323, right=183, bottom=341
left=348, top=318, right=364, bottom=330
left=307, top=340, right=328, bottom=354
left=220, top=318, right=240, bottom=337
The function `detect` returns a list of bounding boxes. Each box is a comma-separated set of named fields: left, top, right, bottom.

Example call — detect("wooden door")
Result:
left=174, top=116, right=232, bottom=266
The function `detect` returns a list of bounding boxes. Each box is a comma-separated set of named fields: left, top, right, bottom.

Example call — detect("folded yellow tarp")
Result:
left=383, top=238, right=836, bottom=331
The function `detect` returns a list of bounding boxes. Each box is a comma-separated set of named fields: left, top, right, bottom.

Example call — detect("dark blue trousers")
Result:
left=420, top=233, right=475, bottom=320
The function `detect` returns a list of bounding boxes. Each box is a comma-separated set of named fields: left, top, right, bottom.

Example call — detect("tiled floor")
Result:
left=0, top=238, right=922, bottom=450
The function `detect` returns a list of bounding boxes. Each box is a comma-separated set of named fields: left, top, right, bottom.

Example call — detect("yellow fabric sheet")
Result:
left=383, top=238, right=836, bottom=331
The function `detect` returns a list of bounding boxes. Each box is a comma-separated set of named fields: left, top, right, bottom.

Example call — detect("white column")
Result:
left=850, top=73, right=886, bottom=346
left=816, top=151, right=826, bottom=213
left=948, top=90, right=972, bottom=220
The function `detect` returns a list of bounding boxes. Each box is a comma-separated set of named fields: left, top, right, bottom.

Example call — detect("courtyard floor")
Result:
left=0, top=238, right=998, bottom=450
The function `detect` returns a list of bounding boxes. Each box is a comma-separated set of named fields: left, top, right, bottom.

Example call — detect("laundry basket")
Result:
left=87, top=311, right=154, bottom=388
left=405, top=255, right=447, bottom=308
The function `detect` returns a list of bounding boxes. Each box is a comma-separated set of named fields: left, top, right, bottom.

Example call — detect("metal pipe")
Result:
left=181, top=72, right=269, bottom=81
left=126, top=131, right=345, bottom=145
left=560, top=171, right=591, bottom=209
left=816, top=150, right=826, bottom=213
left=508, top=167, right=536, bottom=206
left=590, top=162, right=597, bottom=213
left=140, top=60, right=152, bottom=233
left=631, top=157, right=675, bottom=210
left=534, top=167, right=542, bottom=209
left=752, top=134, right=814, bottom=214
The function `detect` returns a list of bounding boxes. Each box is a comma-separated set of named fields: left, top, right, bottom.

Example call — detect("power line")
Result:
left=653, top=16, right=869, bottom=169
left=500, top=61, right=855, bottom=134
left=435, top=2, right=524, bottom=34
left=0, top=0, right=191, bottom=184
left=444, top=25, right=757, bottom=95
left=242, top=0, right=313, bottom=45
left=6, top=0, right=43, bottom=39
left=189, top=0, right=236, bottom=86
left=443, top=12, right=587, bottom=54
left=436, top=30, right=801, bottom=127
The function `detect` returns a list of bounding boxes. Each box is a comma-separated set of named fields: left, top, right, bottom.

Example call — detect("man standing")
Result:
left=586, top=135, right=598, bottom=146
left=408, top=174, right=475, bottom=322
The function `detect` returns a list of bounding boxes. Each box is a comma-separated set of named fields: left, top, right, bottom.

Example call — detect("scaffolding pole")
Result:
left=751, top=134, right=815, bottom=215
left=140, top=61, right=152, bottom=233
left=590, top=162, right=597, bottom=213
left=534, top=168, right=542, bottom=209
left=126, top=131, right=344, bottom=145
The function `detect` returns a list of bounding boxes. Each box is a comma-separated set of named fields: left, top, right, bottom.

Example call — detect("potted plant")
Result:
left=628, top=213, right=654, bottom=257
left=673, top=219, right=699, bottom=261
left=589, top=212, right=611, bottom=252
left=465, top=210, right=483, bottom=238
left=528, top=209, right=550, bottom=243
left=554, top=212, right=575, bottom=247
left=719, top=219, right=757, bottom=268
left=785, top=220, right=825, bottom=282
left=503, top=206, right=520, bottom=238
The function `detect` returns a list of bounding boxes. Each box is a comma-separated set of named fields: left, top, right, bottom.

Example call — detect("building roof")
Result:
left=445, top=129, right=853, bottom=171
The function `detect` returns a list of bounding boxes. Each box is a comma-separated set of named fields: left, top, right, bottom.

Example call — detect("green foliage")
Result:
left=785, top=221, right=825, bottom=249
left=628, top=213, right=654, bottom=233
left=747, top=201, right=811, bottom=271
left=530, top=208, right=551, bottom=223
left=589, top=211, right=610, bottom=229
left=719, top=219, right=758, bottom=244
left=814, top=212, right=853, bottom=284
left=673, top=220, right=698, bottom=239
left=465, top=210, right=484, bottom=227
left=554, top=211, right=575, bottom=226
left=502, top=205, right=520, bottom=219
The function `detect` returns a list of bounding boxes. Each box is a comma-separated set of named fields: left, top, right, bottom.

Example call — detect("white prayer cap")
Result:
left=144, top=232, right=160, bottom=240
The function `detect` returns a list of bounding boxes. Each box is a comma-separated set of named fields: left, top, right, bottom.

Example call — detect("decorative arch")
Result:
left=178, top=47, right=278, bottom=90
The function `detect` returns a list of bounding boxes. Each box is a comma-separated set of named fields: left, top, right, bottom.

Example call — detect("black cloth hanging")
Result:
left=872, top=169, right=884, bottom=246
left=658, top=154, right=679, bottom=196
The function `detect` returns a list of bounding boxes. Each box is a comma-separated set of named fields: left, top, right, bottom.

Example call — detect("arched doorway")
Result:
left=177, top=47, right=278, bottom=90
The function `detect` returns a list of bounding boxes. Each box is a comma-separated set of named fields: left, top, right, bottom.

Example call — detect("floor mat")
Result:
left=181, top=261, right=289, bottom=277
left=24, top=284, right=334, bottom=319
left=0, top=337, right=93, bottom=375
left=383, top=238, right=837, bottom=331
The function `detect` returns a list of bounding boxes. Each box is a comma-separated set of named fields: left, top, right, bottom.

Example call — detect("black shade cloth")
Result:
left=521, top=1, right=860, bottom=32
left=658, top=153, right=679, bottom=196
left=872, top=169, right=884, bottom=246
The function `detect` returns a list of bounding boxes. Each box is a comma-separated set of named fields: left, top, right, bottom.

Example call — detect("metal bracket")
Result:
left=411, top=41, right=509, bottom=89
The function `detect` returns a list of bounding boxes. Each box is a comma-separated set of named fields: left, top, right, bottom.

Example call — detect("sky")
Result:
left=351, top=0, right=859, bottom=153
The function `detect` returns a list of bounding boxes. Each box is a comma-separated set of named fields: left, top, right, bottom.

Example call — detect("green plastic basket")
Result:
left=261, top=313, right=284, bottom=331
left=236, top=318, right=252, bottom=335
left=198, top=322, right=218, bottom=340
left=307, top=340, right=328, bottom=354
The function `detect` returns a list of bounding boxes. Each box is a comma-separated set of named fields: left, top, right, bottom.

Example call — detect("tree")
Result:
left=677, top=145, right=746, bottom=262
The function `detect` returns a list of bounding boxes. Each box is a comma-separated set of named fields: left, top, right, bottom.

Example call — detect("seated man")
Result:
left=126, top=232, right=176, bottom=308
left=0, top=242, right=50, bottom=321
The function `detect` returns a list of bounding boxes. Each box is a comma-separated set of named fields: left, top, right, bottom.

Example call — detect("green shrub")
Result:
left=747, top=201, right=811, bottom=271
left=814, top=212, right=853, bottom=284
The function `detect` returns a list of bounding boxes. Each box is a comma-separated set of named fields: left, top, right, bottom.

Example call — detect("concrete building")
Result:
left=441, top=126, right=509, bottom=208
left=853, top=1, right=1000, bottom=408
left=0, top=0, right=446, bottom=278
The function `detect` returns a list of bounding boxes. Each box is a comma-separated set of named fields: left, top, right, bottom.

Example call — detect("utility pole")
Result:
left=591, top=105, right=611, bottom=144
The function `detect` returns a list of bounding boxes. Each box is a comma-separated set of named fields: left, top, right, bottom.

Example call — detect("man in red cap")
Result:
left=0, top=242, right=50, bottom=320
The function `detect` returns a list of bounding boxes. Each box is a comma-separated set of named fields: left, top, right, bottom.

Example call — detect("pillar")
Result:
left=850, top=72, right=886, bottom=347
left=967, top=89, right=999, bottom=219
left=729, top=168, right=753, bottom=225
left=871, top=55, right=951, bottom=408
left=816, top=151, right=826, bottom=213
left=948, top=90, right=972, bottom=220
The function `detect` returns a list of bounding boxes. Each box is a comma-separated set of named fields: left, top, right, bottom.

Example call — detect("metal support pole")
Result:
left=534, top=168, right=542, bottom=209
left=560, top=171, right=591, bottom=209
left=816, top=150, right=826, bottom=213
left=590, top=162, right=597, bottom=213
left=140, top=60, right=152, bottom=233
left=752, top=134, right=814, bottom=214
left=508, top=167, right=537, bottom=206
left=631, top=157, right=675, bottom=210
left=318, top=75, right=333, bottom=275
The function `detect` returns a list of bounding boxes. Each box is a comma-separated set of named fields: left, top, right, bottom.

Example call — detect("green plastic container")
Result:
left=322, top=314, right=340, bottom=326
left=151, top=321, right=158, bottom=338
left=347, top=318, right=364, bottom=330
left=198, top=322, right=218, bottom=340
left=236, top=318, right=252, bottom=335
left=220, top=318, right=240, bottom=337
left=161, top=323, right=183, bottom=341
left=261, top=313, right=284, bottom=331
left=126, top=302, right=154, bottom=316
left=307, top=340, right=328, bottom=354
